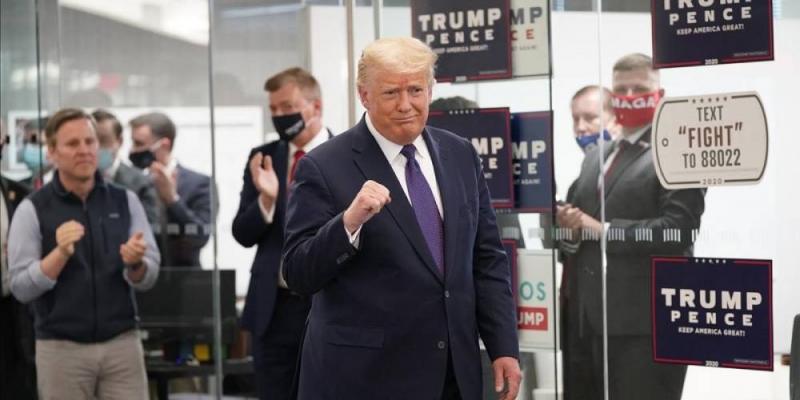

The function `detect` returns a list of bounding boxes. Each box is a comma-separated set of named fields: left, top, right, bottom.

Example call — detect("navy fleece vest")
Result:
left=28, top=172, right=135, bottom=343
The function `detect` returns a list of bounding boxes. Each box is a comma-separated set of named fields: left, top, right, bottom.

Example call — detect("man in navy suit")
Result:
left=233, top=67, right=329, bottom=400
left=282, top=37, right=521, bottom=400
left=128, top=112, right=217, bottom=267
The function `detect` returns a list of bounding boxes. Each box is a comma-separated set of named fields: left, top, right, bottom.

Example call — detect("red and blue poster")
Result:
left=652, top=257, right=773, bottom=370
left=411, top=0, right=512, bottom=82
left=427, top=108, right=514, bottom=208
left=510, top=111, right=552, bottom=212
left=651, top=0, right=774, bottom=68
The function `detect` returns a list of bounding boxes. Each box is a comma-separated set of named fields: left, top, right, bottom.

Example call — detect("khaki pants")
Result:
left=36, top=330, right=148, bottom=400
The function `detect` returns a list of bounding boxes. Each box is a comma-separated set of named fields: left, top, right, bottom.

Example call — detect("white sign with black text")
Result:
left=652, top=92, right=768, bottom=189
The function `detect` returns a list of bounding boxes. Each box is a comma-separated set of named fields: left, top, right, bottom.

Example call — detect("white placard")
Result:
left=510, top=0, right=550, bottom=77
left=652, top=92, right=768, bottom=189
left=516, top=249, right=555, bottom=350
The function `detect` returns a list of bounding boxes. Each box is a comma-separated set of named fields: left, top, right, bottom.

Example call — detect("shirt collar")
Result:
left=289, top=125, right=328, bottom=155
left=365, top=113, right=428, bottom=162
left=164, top=156, right=178, bottom=174
left=52, top=169, right=105, bottom=198
left=103, top=156, right=122, bottom=181
left=621, top=125, right=649, bottom=145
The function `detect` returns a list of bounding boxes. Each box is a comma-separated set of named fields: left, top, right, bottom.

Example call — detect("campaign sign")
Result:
left=412, top=0, right=512, bottom=82
left=428, top=108, right=514, bottom=208
left=510, top=0, right=550, bottom=77
left=510, top=111, right=552, bottom=212
left=652, top=92, right=768, bottom=189
left=652, top=257, right=773, bottom=370
left=517, top=249, right=555, bottom=349
left=651, top=0, right=774, bottom=68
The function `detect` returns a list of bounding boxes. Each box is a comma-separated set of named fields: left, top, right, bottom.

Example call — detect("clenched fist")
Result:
left=342, top=180, right=391, bottom=234
left=120, top=232, right=147, bottom=266
left=56, top=220, right=85, bottom=257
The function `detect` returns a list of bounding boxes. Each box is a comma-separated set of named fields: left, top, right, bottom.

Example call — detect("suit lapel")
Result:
left=603, top=141, right=649, bottom=197
left=351, top=120, right=444, bottom=284
left=422, top=128, right=458, bottom=283
left=578, top=147, right=606, bottom=218
left=590, top=129, right=652, bottom=216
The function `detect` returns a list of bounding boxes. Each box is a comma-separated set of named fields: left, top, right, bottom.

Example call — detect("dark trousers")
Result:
left=562, top=295, right=599, bottom=400
left=252, top=290, right=310, bottom=400
left=0, top=296, right=38, bottom=399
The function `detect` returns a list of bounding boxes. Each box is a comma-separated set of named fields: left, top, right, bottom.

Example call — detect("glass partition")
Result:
left=589, top=1, right=797, bottom=399
left=1, top=1, right=43, bottom=398
left=1, top=0, right=232, bottom=398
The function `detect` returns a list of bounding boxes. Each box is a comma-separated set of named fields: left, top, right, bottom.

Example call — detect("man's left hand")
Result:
left=150, top=161, right=179, bottom=204
left=492, top=356, right=521, bottom=400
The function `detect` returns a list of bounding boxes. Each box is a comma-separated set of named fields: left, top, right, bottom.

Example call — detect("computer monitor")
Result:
left=135, top=268, right=237, bottom=346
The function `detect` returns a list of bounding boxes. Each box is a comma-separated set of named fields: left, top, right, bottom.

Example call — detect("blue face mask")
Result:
left=575, top=130, right=612, bottom=152
left=22, top=145, right=49, bottom=172
left=98, top=148, right=115, bottom=172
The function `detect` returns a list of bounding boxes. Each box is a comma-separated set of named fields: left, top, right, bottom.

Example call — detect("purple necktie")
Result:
left=400, top=144, right=444, bottom=273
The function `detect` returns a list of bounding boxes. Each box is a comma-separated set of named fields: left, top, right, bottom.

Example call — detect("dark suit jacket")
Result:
left=159, top=164, right=216, bottom=267
left=566, top=128, right=705, bottom=335
left=233, top=140, right=292, bottom=337
left=112, top=162, right=159, bottom=226
left=1, top=177, right=37, bottom=400
left=282, top=119, right=519, bottom=400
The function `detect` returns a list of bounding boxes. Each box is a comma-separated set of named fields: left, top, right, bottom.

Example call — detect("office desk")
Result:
left=146, top=358, right=253, bottom=400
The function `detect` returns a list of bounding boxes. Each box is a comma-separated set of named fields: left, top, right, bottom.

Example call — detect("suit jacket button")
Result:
left=437, top=341, right=446, bottom=349
left=444, top=290, right=450, bottom=299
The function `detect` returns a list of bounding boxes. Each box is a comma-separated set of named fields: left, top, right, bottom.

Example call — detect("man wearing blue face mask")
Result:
left=233, top=67, right=332, bottom=400
left=558, top=85, right=619, bottom=400
left=19, top=117, right=52, bottom=190
left=92, top=110, right=159, bottom=227
left=570, top=85, right=619, bottom=153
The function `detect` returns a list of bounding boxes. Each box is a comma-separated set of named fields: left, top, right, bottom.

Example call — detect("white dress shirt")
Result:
left=365, top=114, right=444, bottom=217
left=102, top=156, right=122, bottom=181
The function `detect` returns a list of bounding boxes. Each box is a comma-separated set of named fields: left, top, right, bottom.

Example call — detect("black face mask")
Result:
left=129, top=149, right=156, bottom=170
left=272, top=113, right=305, bottom=142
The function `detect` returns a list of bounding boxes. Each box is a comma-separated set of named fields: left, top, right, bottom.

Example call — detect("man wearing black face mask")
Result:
left=129, top=112, right=217, bottom=268
left=557, top=54, right=705, bottom=400
left=232, top=67, right=330, bottom=400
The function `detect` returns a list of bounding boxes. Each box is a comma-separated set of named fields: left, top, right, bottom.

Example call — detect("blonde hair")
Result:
left=264, top=67, right=322, bottom=101
left=357, top=37, right=437, bottom=87
left=613, top=53, right=657, bottom=75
